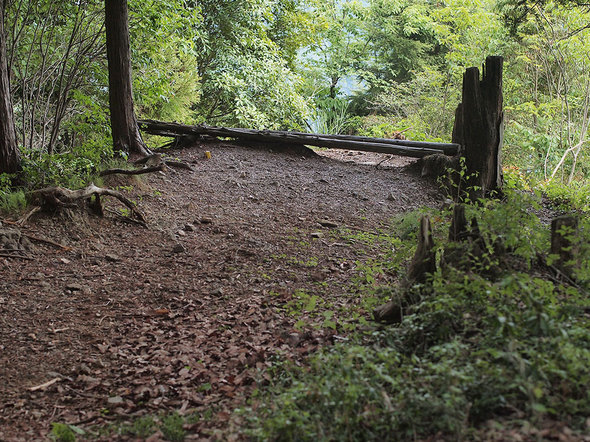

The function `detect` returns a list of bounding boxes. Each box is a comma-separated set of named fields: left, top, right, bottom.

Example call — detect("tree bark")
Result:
left=452, top=56, right=504, bottom=196
left=105, top=0, right=150, bottom=156
left=0, top=2, right=20, bottom=174
left=407, top=216, right=436, bottom=283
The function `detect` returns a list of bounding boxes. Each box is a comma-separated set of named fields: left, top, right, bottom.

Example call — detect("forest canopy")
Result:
left=0, top=0, right=589, bottom=197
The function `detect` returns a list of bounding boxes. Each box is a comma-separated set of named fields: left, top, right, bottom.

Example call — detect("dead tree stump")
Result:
left=551, top=215, right=579, bottom=278
left=374, top=216, right=436, bottom=323
left=442, top=204, right=493, bottom=274
left=407, top=216, right=437, bottom=283
left=452, top=56, right=504, bottom=197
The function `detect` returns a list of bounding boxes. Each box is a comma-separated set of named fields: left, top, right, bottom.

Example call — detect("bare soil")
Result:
left=0, top=141, right=442, bottom=440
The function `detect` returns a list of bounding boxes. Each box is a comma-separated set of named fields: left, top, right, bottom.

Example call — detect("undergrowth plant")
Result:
left=0, top=174, right=26, bottom=213
left=240, top=188, right=590, bottom=440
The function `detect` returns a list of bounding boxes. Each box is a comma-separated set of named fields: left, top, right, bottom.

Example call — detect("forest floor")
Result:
left=0, top=141, right=443, bottom=440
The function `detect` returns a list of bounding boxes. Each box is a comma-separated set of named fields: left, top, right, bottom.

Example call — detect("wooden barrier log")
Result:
left=138, top=120, right=459, bottom=159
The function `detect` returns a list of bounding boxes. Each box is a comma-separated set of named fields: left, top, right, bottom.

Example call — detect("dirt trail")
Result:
left=0, top=141, right=441, bottom=440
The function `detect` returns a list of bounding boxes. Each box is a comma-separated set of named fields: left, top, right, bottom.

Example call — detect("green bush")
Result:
left=541, top=179, right=590, bottom=213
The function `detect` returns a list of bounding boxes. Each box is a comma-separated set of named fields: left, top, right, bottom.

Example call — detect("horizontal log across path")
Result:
left=138, top=119, right=460, bottom=159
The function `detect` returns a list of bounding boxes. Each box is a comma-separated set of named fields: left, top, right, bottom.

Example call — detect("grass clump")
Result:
left=160, top=412, right=186, bottom=441
left=49, top=423, right=85, bottom=442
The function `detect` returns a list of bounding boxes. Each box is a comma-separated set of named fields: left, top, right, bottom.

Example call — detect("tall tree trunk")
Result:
left=0, top=1, right=20, bottom=174
left=105, top=0, right=149, bottom=156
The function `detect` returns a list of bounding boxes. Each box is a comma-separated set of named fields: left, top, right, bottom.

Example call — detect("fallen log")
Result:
left=138, top=119, right=460, bottom=158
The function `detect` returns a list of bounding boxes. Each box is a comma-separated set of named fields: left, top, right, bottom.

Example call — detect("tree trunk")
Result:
left=0, top=3, right=20, bottom=174
left=105, top=0, right=149, bottom=156
left=452, top=56, right=504, bottom=196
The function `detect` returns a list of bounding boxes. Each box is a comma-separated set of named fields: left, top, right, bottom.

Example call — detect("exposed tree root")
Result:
left=133, top=153, right=194, bottom=171
left=25, top=183, right=146, bottom=226
left=0, top=252, right=33, bottom=260
left=23, top=233, right=70, bottom=250
left=99, top=164, right=165, bottom=177
left=163, top=159, right=194, bottom=171
left=17, top=206, right=41, bottom=226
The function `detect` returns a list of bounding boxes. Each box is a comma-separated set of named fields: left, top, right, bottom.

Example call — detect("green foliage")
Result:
left=50, top=423, right=76, bottom=442
left=193, top=0, right=310, bottom=129
left=350, top=114, right=446, bottom=142
left=20, top=151, right=103, bottom=190
left=129, top=0, right=203, bottom=123
left=49, top=423, right=85, bottom=442
left=310, top=97, right=351, bottom=134
left=0, top=174, right=27, bottom=213
left=160, top=413, right=186, bottom=441
left=240, top=190, right=590, bottom=440
left=6, top=0, right=106, bottom=155
left=541, top=179, right=590, bottom=213
left=120, top=416, right=156, bottom=439
left=478, top=190, right=547, bottom=262
left=99, top=411, right=209, bottom=440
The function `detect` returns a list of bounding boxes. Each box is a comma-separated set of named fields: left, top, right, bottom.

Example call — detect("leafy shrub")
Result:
left=541, top=179, right=590, bottom=213
left=19, top=147, right=112, bottom=190
left=350, top=114, right=446, bottom=142
left=309, top=97, right=351, bottom=135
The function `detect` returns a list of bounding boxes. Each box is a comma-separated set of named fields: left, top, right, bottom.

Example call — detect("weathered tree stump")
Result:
left=443, top=204, right=491, bottom=274
left=452, top=56, right=504, bottom=197
left=551, top=215, right=579, bottom=278
left=374, top=216, right=436, bottom=323
left=408, top=216, right=437, bottom=283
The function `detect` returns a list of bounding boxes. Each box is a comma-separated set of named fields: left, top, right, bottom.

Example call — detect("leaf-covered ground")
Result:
left=0, top=141, right=441, bottom=440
